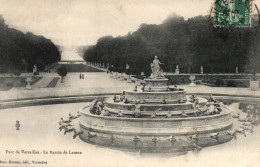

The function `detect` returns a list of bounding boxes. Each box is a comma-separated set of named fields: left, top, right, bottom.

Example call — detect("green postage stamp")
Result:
left=214, top=0, right=251, bottom=27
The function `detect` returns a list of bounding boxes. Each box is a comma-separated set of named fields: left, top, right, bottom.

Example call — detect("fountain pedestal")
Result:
left=144, top=78, right=168, bottom=91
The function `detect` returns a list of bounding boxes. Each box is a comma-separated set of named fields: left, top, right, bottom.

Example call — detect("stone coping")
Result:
left=107, top=99, right=185, bottom=105
left=80, top=106, right=231, bottom=121
left=80, top=121, right=233, bottom=136
left=104, top=108, right=207, bottom=115
left=124, top=89, right=186, bottom=94
left=105, top=97, right=207, bottom=106
left=0, top=95, right=108, bottom=109
left=78, top=129, right=234, bottom=154
left=2, top=90, right=259, bottom=103
left=144, top=78, right=169, bottom=81
left=105, top=100, right=194, bottom=107
left=0, top=93, right=259, bottom=110
left=80, top=123, right=233, bottom=135
left=79, top=106, right=232, bottom=136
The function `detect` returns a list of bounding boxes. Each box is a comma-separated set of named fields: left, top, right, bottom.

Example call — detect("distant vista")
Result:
left=0, top=13, right=260, bottom=75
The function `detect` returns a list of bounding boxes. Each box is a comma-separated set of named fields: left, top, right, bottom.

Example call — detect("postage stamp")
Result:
left=214, top=0, right=251, bottom=27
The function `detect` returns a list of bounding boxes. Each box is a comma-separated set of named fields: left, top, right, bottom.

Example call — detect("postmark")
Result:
left=214, top=0, right=252, bottom=27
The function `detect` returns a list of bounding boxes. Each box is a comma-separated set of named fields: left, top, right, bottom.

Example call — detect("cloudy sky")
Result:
left=0, top=0, right=251, bottom=47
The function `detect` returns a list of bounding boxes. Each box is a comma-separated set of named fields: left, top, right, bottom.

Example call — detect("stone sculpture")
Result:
left=150, top=56, right=163, bottom=78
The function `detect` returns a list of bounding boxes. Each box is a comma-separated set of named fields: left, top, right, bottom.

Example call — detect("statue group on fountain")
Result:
left=150, top=56, right=164, bottom=78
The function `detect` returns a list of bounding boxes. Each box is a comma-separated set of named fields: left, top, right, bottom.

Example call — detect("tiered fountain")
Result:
left=79, top=57, right=233, bottom=153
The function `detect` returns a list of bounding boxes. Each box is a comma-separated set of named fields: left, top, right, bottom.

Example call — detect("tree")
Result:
left=0, top=15, right=61, bottom=73
left=14, top=70, right=21, bottom=77
left=57, top=66, right=68, bottom=83
left=83, top=13, right=258, bottom=75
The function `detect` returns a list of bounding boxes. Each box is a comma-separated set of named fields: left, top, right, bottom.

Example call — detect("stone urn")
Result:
left=117, top=73, right=121, bottom=79
left=250, top=80, right=259, bottom=91
left=113, top=72, right=118, bottom=79
left=25, top=77, right=32, bottom=90
left=123, top=73, right=127, bottom=80
left=127, top=75, right=132, bottom=83
left=189, top=74, right=196, bottom=87
left=136, top=79, right=141, bottom=86
left=120, top=73, right=124, bottom=81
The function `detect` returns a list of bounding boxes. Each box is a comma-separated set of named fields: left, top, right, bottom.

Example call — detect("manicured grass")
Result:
left=46, top=77, right=60, bottom=87
left=0, top=76, right=41, bottom=91
left=57, top=64, right=103, bottom=72
left=31, top=77, right=42, bottom=85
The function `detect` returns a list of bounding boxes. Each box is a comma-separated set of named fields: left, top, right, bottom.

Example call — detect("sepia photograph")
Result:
left=0, top=0, right=260, bottom=166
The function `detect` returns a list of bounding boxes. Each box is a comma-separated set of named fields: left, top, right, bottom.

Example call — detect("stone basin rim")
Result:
left=80, top=107, right=231, bottom=121
left=144, top=79, right=168, bottom=83
left=144, top=78, right=169, bottom=81
left=79, top=122, right=233, bottom=136
left=124, top=89, right=186, bottom=94
left=105, top=101, right=207, bottom=106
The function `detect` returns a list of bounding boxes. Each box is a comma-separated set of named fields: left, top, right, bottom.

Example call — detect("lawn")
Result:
left=0, top=76, right=41, bottom=91
left=57, top=64, right=103, bottom=72
left=46, top=77, right=60, bottom=87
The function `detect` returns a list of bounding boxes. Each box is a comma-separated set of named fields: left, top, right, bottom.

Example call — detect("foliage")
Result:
left=84, top=14, right=260, bottom=74
left=117, top=67, right=124, bottom=73
left=14, top=70, right=21, bottom=76
left=57, top=64, right=103, bottom=72
left=125, top=69, right=131, bottom=75
left=227, top=80, right=237, bottom=87
left=246, top=31, right=260, bottom=80
left=215, top=79, right=224, bottom=87
left=57, top=66, right=68, bottom=77
left=46, top=77, right=60, bottom=87
left=0, top=15, right=61, bottom=73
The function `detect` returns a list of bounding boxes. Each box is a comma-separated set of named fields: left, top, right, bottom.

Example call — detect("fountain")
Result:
left=78, top=57, right=233, bottom=153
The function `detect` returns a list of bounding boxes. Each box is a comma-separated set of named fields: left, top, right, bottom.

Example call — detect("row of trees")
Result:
left=0, top=15, right=61, bottom=73
left=84, top=13, right=260, bottom=75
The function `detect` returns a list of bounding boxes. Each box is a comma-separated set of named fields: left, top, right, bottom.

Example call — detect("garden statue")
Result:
left=33, top=64, right=37, bottom=73
left=175, top=65, right=179, bottom=74
left=150, top=56, right=163, bottom=78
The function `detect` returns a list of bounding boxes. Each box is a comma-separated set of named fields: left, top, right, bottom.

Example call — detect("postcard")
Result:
left=0, top=0, right=260, bottom=166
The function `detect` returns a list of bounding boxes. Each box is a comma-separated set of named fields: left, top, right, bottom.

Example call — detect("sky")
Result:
left=0, top=0, right=258, bottom=47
